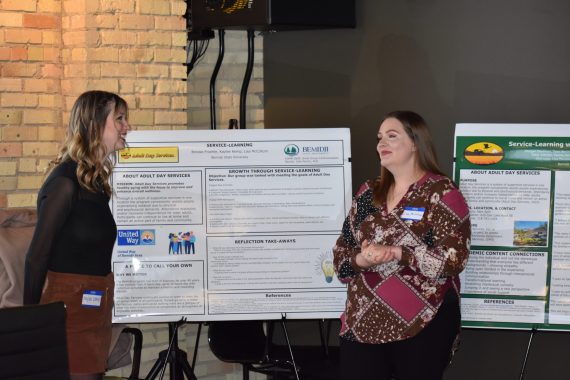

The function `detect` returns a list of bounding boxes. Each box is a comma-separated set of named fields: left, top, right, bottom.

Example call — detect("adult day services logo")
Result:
left=463, top=142, right=504, bottom=165
left=118, top=147, right=179, bottom=163
left=118, top=230, right=156, bottom=246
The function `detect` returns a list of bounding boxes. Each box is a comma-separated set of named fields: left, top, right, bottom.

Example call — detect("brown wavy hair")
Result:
left=372, top=110, right=445, bottom=207
left=49, top=91, right=128, bottom=196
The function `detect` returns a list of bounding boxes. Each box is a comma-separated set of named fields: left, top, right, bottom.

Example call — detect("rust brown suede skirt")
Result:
left=40, top=271, right=114, bottom=374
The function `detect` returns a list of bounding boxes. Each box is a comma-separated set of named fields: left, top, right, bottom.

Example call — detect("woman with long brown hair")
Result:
left=334, top=111, right=471, bottom=380
left=24, top=90, right=131, bottom=380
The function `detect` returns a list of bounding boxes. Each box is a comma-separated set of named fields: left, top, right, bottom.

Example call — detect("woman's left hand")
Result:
left=361, top=240, right=402, bottom=264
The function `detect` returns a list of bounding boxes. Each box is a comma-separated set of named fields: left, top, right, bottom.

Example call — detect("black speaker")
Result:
left=191, top=0, right=355, bottom=31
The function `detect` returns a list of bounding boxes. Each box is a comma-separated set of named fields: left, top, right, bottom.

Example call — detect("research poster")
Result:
left=454, top=124, right=570, bottom=330
left=110, top=129, right=352, bottom=323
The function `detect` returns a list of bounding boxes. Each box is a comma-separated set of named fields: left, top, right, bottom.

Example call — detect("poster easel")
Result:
left=454, top=123, right=570, bottom=379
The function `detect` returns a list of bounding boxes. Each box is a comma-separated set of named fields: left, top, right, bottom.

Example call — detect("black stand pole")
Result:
left=239, top=29, right=255, bottom=129
left=145, top=318, right=197, bottom=380
left=519, top=327, right=537, bottom=380
left=280, top=314, right=300, bottom=380
left=209, top=29, right=225, bottom=130
left=191, top=322, right=202, bottom=370
left=318, top=318, right=331, bottom=357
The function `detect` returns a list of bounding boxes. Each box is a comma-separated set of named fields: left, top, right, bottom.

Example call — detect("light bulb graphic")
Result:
left=321, top=259, right=335, bottom=283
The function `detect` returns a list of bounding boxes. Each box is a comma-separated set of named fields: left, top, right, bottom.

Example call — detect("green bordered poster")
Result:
left=454, top=124, right=570, bottom=330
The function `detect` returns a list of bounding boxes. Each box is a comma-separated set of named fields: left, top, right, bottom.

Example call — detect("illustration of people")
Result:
left=188, top=231, right=196, bottom=254
left=169, top=231, right=196, bottom=255
left=182, top=232, right=190, bottom=254
left=168, top=233, right=175, bottom=254
left=176, top=232, right=183, bottom=254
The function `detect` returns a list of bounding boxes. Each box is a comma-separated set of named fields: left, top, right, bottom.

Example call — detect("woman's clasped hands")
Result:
left=355, top=240, right=402, bottom=269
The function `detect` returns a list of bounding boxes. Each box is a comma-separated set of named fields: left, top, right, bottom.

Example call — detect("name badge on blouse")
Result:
left=82, top=290, right=103, bottom=308
left=401, top=207, right=425, bottom=222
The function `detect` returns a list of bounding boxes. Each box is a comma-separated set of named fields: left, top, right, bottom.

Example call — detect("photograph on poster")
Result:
left=513, top=221, right=548, bottom=247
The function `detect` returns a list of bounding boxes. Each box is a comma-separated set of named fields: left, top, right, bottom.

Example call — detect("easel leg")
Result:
left=519, top=327, right=537, bottom=380
left=318, top=319, right=331, bottom=357
left=145, top=319, right=197, bottom=380
left=242, top=364, right=250, bottom=380
left=191, top=322, right=202, bottom=369
left=280, top=314, right=300, bottom=380
left=146, top=350, right=168, bottom=380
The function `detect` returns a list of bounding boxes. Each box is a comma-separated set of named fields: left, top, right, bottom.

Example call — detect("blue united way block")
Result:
left=117, top=230, right=141, bottom=245
left=117, top=229, right=156, bottom=246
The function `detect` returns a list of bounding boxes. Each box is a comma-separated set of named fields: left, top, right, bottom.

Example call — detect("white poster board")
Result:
left=111, top=128, right=351, bottom=323
left=454, top=124, right=570, bottom=330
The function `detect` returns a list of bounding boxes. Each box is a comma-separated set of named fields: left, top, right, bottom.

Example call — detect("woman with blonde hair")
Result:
left=334, top=111, right=471, bottom=380
left=24, top=90, right=131, bottom=380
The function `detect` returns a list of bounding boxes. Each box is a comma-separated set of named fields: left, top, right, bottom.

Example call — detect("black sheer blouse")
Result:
left=23, top=160, right=117, bottom=305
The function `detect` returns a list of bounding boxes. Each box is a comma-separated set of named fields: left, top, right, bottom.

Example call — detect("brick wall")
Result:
left=0, top=0, right=189, bottom=209
left=60, top=0, right=189, bottom=134
left=0, top=0, right=265, bottom=378
left=0, top=0, right=62, bottom=209
left=0, top=1, right=264, bottom=207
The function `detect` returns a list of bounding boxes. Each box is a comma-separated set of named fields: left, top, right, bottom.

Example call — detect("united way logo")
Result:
left=284, top=144, right=299, bottom=156
left=118, top=229, right=156, bottom=246
left=140, top=230, right=156, bottom=245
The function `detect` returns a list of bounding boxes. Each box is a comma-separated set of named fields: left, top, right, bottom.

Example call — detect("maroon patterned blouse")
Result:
left=333, top=173, right=471, bottom=344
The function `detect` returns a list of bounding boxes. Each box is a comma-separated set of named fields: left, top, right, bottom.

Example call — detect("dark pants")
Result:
left=340, top=290, right=460, bottom=380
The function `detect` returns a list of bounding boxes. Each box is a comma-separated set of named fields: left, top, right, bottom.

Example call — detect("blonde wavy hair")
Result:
left=49, top=91, right=128, bottom=196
